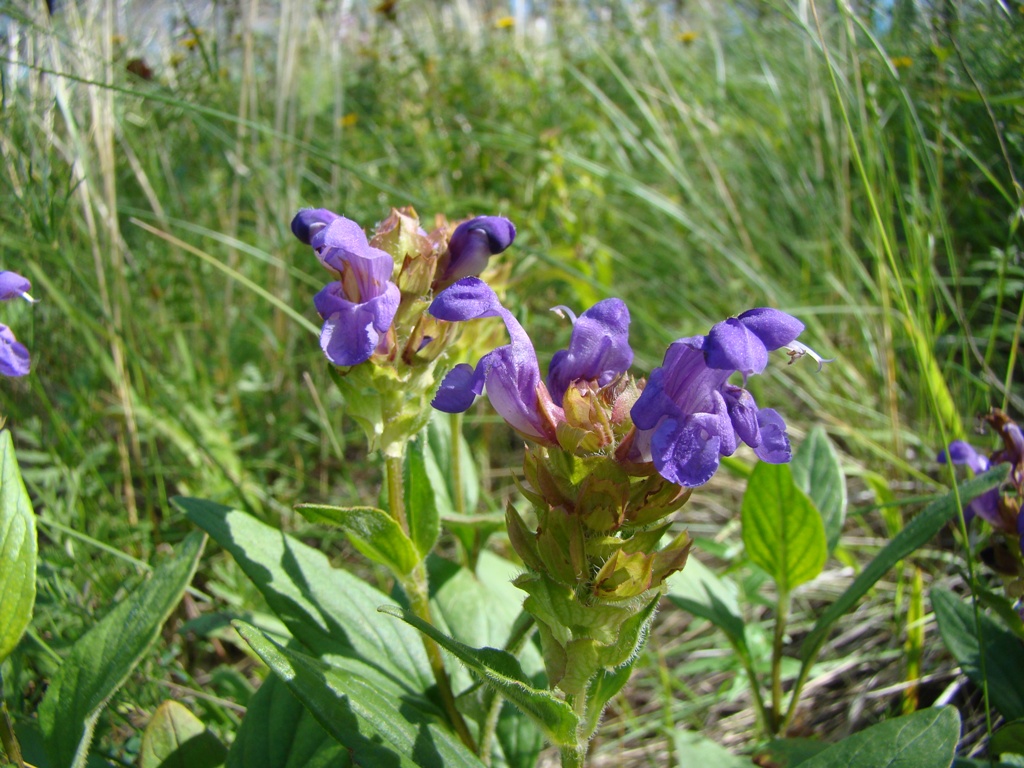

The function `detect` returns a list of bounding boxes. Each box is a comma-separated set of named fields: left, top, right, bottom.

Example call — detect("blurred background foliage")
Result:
left=0, top=0, right=1021, bottom=762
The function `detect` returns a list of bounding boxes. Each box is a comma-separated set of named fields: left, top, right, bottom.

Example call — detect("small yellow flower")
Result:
left=677, top=31, right=698, bottom=44
left=111, top=34, right=125, bottom=45
left=179, top=37, right=200, bottom=49
left=495, top=15, right=515, bottom=29
left=338, top=113, right=358, bottom=128
left=890, top=56, right=913, bottom=69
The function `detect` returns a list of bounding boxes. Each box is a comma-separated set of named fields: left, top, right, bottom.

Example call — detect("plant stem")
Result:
left=0, top=672, right=25, bottom=768
left=479, top=613, right=536, bottom=764
left=769, top=588, right=791, bottom=736
left=384, top=453, right=477, bottom=753
left=559, top=693, right=589, bottom=768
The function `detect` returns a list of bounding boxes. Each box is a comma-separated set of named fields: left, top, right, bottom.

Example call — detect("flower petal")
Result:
left=704, top=317, right=768, bottom=375
left=0, top=324, right=30, bottom=377
left=0, top=272, right=31, bottom=302
left=938, top=441, right=990, bottom=475
left=651, top=416, right=723, bottom=487
left=443, top=216, right=516, bottom=281
left=429, top=277, right=505, bottom=322
left=432, top=363, right=486, bottom=413
left=291, top=208, right=340, bottom=245
left=315, top=283, right=400, bottom=366
left=753, top=409, right=791, bottom=463
left=736, top=308, right=805, bottom=350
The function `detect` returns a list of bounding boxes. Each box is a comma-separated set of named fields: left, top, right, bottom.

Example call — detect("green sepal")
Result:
left=295, top=504, right=419, bottom=576
left=376, top=605, right=580, bottom=747
left=536, top=506, right=586, bottom=585
left=506, top=503, right=545, bottom=571
left=514, top=572, right=630, bottom=647
left=592, top=550, right=653, bottom=600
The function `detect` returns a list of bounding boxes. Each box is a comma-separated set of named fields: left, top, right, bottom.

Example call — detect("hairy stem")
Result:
left=559, top=693, right=589, bottom=768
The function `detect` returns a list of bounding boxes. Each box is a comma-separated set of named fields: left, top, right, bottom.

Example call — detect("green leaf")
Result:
left=991, top=720, right=1024, bottom=758
left=495, top=701, right=544, bottom=768
left=139, top=701, right=227, bottom=768
left=234, top=622, right=485, bottom=768
left=0, top=429, right=36, bottom=663
left=295, top=503, right=419, bottom=576
left=799, top=467, right=1008, bottom=665
left=790, top=427, right=847, bottom=554
left=666, top=556, right=747, bottom=652
left=177, top=497, right=433, bottom=695
left=404, top=435, right=442, bottom=558
left=583, top=664, right=633, bottom=738
left=932, top=587, right=1024, bottom=721
left=378, top=605, right=579, bottom=747
left=796, top=707, right=960, bottom=768
left=752, top=738, right=830, bottom=767
left=38, top=532, right=205, bottom=768
left=741, top=462, right=827, bottom=592
left=226, top=667, right=351, bottom=768
left=672, top=730, right=757, bottom=767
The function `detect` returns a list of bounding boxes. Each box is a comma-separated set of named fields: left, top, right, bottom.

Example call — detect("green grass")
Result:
left=0, top=0, right=1022, bottom=764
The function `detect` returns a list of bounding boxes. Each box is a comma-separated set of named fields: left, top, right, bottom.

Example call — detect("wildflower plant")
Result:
left=160, top=206, right=1003, bottom=768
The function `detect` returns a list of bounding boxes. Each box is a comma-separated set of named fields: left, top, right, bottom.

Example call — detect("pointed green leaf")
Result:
left=404, top=435, right=442, bottom=557
left=666, top=556, right=747, bottom=652
left=227, top=673, right=350, bottom=768
left=796, top=707, right=960, bottom=768
left=742, top=462, right=827, bottom=592
left=235, top=622, right=485, bottom=768
left=139, top=701, right=227, bottom=768
left=932, top=587, right=1024, bottom=721
left=790, top=427, right=847, bottom=553
left=378, top=605, right=579, bottom=746
left=0, top=429, right=36, bottom=663
left=176, top=497, right=433, bottom=694
left=799, top=466, right=1008, bottom=664
left=295, top=503, right=419, bottom=576
left=38, top=532, right=205, bottom=768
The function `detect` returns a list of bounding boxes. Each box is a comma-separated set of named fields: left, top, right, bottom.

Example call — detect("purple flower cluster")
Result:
left=430, top=274, right=821, bottom=487
left=291, top=209, right=515, bottom=368
left=939, top=409, right=1024, bottom=552
left=0, top=271, right=32, bottom=377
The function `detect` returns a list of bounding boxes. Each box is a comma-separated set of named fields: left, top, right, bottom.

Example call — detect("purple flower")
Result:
left=937, top=441, right=1001, bottom=527
left=547, top=301, right=633, bottom=403
left=0, top=271, right=33, bottom=377
left=291, top=210, right=400, bottom=367
left=631, top=308, right=810, bottom=487
left=429, top=278, right=632, bottom=443
left=441, top=216, right=516, bottom=282
left=938, top=410, right=1024, bottom=533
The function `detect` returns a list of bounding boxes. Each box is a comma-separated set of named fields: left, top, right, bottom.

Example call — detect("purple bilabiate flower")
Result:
left=442, top=216, right=516, bottom=282
left=291, top=209, right=400, bottom=367
left=429, top=277, right=632, bottom=444
left=0, top=271, right=33, bottom=377
left=547, top=301, right=633, bottom=403
left=631, top=308, right=811, bottom=487
left=937, top=441, right=1001, bottom=527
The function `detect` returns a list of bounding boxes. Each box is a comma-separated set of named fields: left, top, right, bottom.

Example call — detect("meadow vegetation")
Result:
left=0, top=0, right=1022, bottom=764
